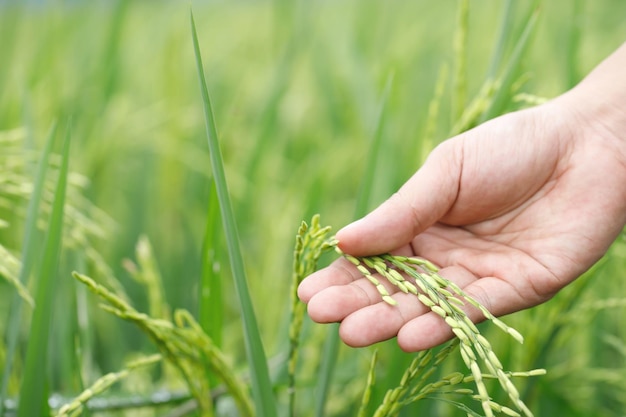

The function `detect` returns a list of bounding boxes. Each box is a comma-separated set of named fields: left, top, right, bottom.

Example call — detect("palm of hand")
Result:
left=298, top=103, right=626, bottom=351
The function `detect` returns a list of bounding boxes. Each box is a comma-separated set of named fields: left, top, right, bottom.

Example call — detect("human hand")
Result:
left=298, top=73, right=626, bottom=351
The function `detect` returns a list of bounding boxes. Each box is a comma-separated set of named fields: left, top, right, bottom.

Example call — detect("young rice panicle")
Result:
left=72, top=271, right=254, bottom=417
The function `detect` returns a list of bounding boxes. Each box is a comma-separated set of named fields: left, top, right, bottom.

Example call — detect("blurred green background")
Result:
left=0, top=0, right=625, bottom=415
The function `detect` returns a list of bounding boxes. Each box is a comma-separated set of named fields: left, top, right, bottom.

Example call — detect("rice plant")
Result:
left=0, top=0, right=625, bottom=416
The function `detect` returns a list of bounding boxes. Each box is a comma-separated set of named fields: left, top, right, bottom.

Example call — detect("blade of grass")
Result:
left=452, top=0, right=469, bottom=123
left=357, top=350, right=378, bottom=417
left=190, top=11, right=277, bottom=417
left=421, top=63, right=449, bottom=163
left=199, top=177, right=223, bottom=395
left=17, top=122, right=71, bottom=417
left=242, top=42, right=294, bottom=200
left=315, top=74, right=394, bottom=417
left=486, top=0, right=514, bottom=81
left=521, top=264, right=599, bottom=402
left=71, top=252, right=92, bottom=417
left=0, top=122, right=57, bottom=417
left=354, top=74, right=394, bottom=218
left=315, top=332, right=341, bottom=417
left=565, top=0, right=583, bottom=88
left=480, top=6, right=539, bottom=122
left=199, top=178, right=222, bottom=349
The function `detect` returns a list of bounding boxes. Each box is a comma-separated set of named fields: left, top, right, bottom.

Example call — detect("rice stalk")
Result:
left=449, top=79, right=498, bottom=136
left=288, top=214, right=335, bottom=417
left=54, top=354, right=162, bottom=417
left=123, top=236, right=170, bottom=320
left=356, top=350, right=378, bottom=417
left=512, top=93, right=549, bottom=107
left=578, top=297, right=626, bottom=312
left=0, top=126, right=123, bottom=302
left=72, top=271, right=254, bottom=417
left=421, top=63, right=449, bottom=164
left=0, top=130, right=114, bottom=244
left=316, top=324, right=341, bottom=417
left=49, top=391, right=192, bottom=414
left=372, top=340, right=458, bottom=417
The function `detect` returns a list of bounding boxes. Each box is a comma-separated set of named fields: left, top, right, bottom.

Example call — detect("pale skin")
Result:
left=298, top=41, right=626, bottom=352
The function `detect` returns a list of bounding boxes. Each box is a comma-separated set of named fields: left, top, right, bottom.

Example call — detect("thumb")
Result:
left=336, top=141, right=462, bottom=256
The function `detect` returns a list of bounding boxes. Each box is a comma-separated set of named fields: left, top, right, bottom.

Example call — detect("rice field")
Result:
left=0, top=0, right=625, bottom=416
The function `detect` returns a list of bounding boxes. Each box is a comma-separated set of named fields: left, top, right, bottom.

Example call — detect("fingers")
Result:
left=336, top=141, right=462, bottom=256
left=338, top=291, right=429, bottom=347
left=304, top=268, right=434, bottom=346
left=324, top=264, right=528, bottom=352
left=346, top=265, right=478, bottom=349
left=301, top=258, right=401, bottom=323
left=313, top=265, right=481, bottom=349
left=299, top=248, right=533, bottom=351
left=297, top=257, right=362, bottom=303
left=396, top=273, right=526, bottom=352
left=299, top=257, right=432, bottom=346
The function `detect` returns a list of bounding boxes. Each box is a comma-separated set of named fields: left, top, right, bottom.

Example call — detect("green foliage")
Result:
left=55, top=354, right=162, bottom=417
left=18, top=123, right=71, bottom=416
left=72, top=271, right=253, bottom=417
left=288, top=215, right=335, bottom=416
left=191, top=11, right=277, bottom=416
left=0, top=0, right=625, bottom=416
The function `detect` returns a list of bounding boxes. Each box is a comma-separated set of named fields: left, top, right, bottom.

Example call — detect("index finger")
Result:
left=297, top=257, right=364, bottom=303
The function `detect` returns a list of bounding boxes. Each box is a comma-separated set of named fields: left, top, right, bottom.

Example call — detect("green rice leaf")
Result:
left=190, top=10, right=277, bottom=417
left=452, top=0, right=469, bottom=122
left=565, top=0, right=584, bottom=88
left=486, top=0, right=514, bottom=80
left=17, top=123, right=71, bottom=417
left=199, top=179, right=223, bottom=349
left=357, top=350, right=378, bottom=417
left=0, top=122, right=57, bottom=417
left=354, top=73, right=394, bottom=218
left=480, top=6, right=539, bottom=122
